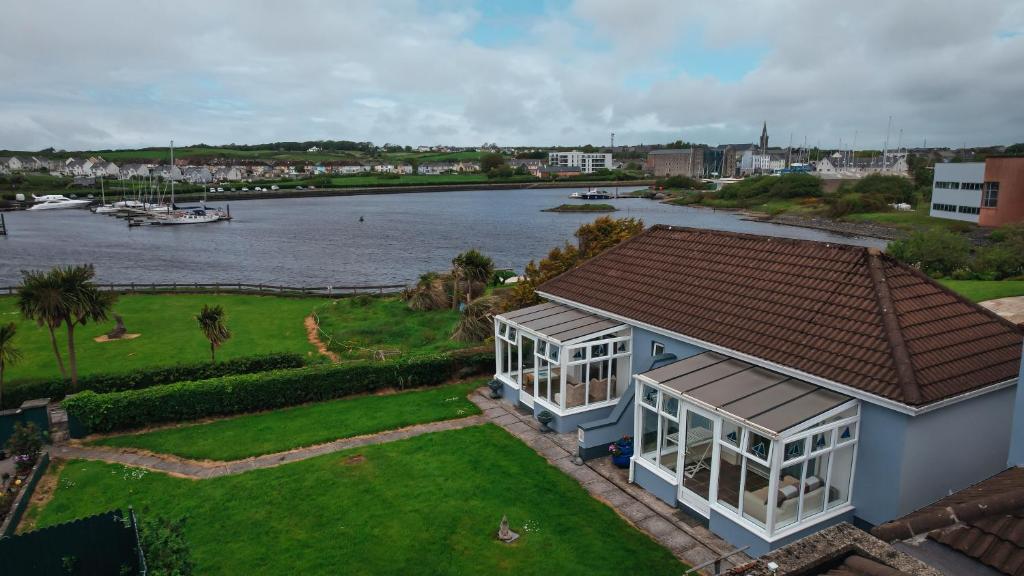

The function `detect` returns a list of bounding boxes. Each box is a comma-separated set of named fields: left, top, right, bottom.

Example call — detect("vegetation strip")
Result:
left=542, top=203, right=617, bottom=212
left=35, top=426, right=686, bottom=575
left=89, top=379, right=485, bottom=461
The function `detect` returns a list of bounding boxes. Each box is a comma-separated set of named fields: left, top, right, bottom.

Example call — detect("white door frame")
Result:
left=677, top=403, right=718, bottom=518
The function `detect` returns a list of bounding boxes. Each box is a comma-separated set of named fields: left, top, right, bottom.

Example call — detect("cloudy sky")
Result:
left=1, top=0, right=1022, bottom=151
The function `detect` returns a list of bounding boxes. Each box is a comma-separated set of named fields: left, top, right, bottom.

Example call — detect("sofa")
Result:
left=742, top=475, right=828, bottom=526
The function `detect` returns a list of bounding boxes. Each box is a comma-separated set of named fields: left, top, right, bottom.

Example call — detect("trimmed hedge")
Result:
left=63, top=351, right=494, bottom=435
left=3, top=353, right=307, bottom=409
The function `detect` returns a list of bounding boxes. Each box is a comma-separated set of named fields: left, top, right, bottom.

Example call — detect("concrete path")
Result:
left=979, top=295, right=1024, bottom=326
left=469, top=388, right=752, bottom=574
left=52, top=415, right=486, bottom=479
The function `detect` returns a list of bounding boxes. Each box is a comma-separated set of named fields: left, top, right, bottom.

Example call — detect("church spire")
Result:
left=759, top=121, right=769, bottom=152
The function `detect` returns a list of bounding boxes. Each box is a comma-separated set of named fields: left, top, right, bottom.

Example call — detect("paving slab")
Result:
left=619, top=501, right=656, bottom=523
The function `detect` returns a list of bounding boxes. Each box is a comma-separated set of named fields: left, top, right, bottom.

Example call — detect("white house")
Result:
left=0, top=157, right=23, bottom=173
left=183, top=166, right=214, bottom=184
left=119, top=164, right=151, bottom=179
left=212, top=166, right=243, bottom=181
left=151, top=165, right=183, bottom=181
left=548, top=151, right=612, bottom=174
left=91, top=161, right=120, bottom=178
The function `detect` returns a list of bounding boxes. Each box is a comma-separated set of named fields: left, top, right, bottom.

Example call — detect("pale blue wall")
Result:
left=631, top=326, right=706, bottom=369
left=537, top=402, right=615, bottom=434
left=578, top=382, right=635, bottom=459
left=709, top=508, right=854, bottom=557
left=852, top=403, right=908, bottom=525
left=633, top=463, right=677, bottom=506
left=1009, top=342, right=1024, bottom=467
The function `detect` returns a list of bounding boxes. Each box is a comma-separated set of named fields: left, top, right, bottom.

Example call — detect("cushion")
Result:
left=780, top=483, right=799, bottom=500
left=804, top=476, right=823, bottom=493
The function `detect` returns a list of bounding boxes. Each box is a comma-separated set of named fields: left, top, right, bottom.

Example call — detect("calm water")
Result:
left=0, top=187, right=885, bottom=287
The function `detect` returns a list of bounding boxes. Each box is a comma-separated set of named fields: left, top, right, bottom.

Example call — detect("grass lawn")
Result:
left=843, top=204, right=976, bottom=233
left=90, top=380, right=485, bottom=460
left=938, top=279, right=1024, bottom=303
left=315, top=297, right=478, bottom=360
left=33, top=425, right=686, bottom=575
left=0, top=294, right=319, bottom=384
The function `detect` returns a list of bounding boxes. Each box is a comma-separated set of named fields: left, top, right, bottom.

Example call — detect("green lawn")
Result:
left=33, top=425, right=686, bottom=575
left=90, top=380, right=484, bottom=460
left=843, top=204, right=976, bottom=233
left=316, top=297, right=478, bottom=361
left=938, top=280, right=1024, bottom=303
left=0, top=294, right=319, bottom=384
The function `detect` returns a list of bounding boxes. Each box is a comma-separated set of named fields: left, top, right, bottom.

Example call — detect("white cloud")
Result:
left=0, top=0, right=1021, bottom=150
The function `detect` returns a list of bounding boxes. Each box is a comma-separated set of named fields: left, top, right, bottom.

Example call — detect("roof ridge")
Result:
left=647, top=224, right=869, bottom=253
left=864, top=248, right=922, bottom=404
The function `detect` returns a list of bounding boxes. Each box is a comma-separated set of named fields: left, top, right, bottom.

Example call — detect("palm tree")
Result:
left=17, top=268, right=69, bottom=379
left=0, top=322, right=23, bottom=410
left=196, top=305, right=231, bottom=362
left=17, top=265, right=115, bottom=389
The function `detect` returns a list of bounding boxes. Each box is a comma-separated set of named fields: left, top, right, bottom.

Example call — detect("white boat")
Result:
left=149, top=207, right=225, bottom=225
left=28, top=194, right=93, bottom=210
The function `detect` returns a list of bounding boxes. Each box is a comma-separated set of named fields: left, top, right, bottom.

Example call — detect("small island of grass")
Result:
left=542, top=203, right=617, bottom=213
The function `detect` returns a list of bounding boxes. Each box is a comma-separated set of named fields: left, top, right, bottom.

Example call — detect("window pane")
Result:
left=608, top=357, right=622, bottom=400
left=535, top=357, right=548, bottom=399
left=721, top=420, right=741, bottom=447
left=549, top=345, right=560, bottom=362
left=837, top=423, right=856, bottom=444
left=659, top=416, right=680, bottom=474
left=640, top=408, right=659, bottom=465
left=742, top=460, right=770, bottom=528
left=716, top=446, right=742, bottom=512
left=784, top=438, right=805, bottom=461
left=592, top=343, right=608, bottom=358
left=549, top=365, right=562, bottom=404
left=663, top=395, right=679, bottom=419
left=747, top=432, right=772, bottom=462
left=537, top=340, right=546, bottom=355
left=498, top=339, right=508, bottom=375
left=508, top=341, right=520, bottom=382
left=586, top=358, right=608, bottom=404
left=801, top=452, right=830, bottom=520
left=508, top=327, right=517, bottom=341
left=641, top=385, right=659, bottom=407
left=564, top=362, right=585, bottom=408
left=774, top=461, right=805, bottom=530
left=681, top=411, right=714, bottom=501
left=615, top=340, right=629, bottom=354
left=498, top=322, right=507, bottom=337
left=570, top=346, right=586, bottom=361
left=811, top=430, right=832, bottom=452
left=827, top=445, right=855, bottom=510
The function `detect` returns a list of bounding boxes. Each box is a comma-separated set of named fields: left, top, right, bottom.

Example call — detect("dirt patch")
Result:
left=93, top=333, right=142, bottom=343
left=16, top=458, right=65, bottom=533
left=343, top=454, right=365, bottom=466
left=305, top=315, right=340, bottom=362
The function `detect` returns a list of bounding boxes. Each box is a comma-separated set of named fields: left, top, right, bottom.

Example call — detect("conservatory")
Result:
left=634, top=352, right=860, bottom=540
left=494, top=302, right=632, bottom=414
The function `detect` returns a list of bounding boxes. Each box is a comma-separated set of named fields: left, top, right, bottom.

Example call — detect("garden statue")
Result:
left=106, top=314, right=127, bottom=339
left=497, top=515, right=519, bottom=543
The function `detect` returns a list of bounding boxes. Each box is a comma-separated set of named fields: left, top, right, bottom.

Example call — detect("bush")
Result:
left=887, top=228, right=972, bottom=277
left=3, top=353, right=306, bottom=409
left=851, top=174, right=916, bottom=205
left=6, top=422, right=43, bottom=472
left=63, top=351, right=494, bottom=435
left=138, top=515, right=195, bottom=576
left=717, top=173, right=822, bottom=203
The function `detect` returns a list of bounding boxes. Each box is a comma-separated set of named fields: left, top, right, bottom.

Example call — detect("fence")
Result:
left=0, top=507, right=144, bottom=575
left=0, top=281, right=408, bottom=297
left=0, top=451, right=50, bottom=538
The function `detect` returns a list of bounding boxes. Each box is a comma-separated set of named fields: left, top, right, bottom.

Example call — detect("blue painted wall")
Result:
left=536, top=402, right=615, bottom=434
left=852, top=403, right=908, bottom=526
left=631, top=326, right=706, bottom=371
left=709, top=508, right=854, bottom=557
left=578, top=382, right=635, bottom=459
left=1009, top=342, right=1024, bottom=467
left=633, top=462, right=678, bottom=506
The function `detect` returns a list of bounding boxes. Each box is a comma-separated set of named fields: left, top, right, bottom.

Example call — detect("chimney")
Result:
left=1010, top=340, right=1024, bottom=467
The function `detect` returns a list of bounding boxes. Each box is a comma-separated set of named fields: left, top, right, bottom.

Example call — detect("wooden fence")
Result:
left=0, top=282, right=408, bottom=297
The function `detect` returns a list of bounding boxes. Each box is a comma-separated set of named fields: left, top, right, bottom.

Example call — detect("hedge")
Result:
left=3, top=353, right=307, bottom=409
left=63, top=351, right=494, bottom=435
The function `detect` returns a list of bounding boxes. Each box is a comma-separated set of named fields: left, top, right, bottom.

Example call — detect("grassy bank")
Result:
left=0, top=294, right=319, bottom=384
left=33, top=425, right=686, bottom=575
left=90, top=379, right=484, bottom=460
left=542, top=203, right=617, bottom=213
left=938, top=280, right=1024, bottom=302
left=315, top=297, right=475, bottom=361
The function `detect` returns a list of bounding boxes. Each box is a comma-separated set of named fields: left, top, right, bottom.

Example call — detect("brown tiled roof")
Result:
left=537, top=225, right=1023, bottom=407
left=873, top=468, right=1024, bottom=576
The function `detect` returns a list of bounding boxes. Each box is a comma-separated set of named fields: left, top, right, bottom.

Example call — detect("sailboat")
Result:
left=91, top=177, right=122, bottom=214
left=146, top=140, right=228, bottom=225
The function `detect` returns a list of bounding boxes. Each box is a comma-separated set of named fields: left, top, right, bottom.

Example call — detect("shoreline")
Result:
left=1, top=179, right=654, bottom=209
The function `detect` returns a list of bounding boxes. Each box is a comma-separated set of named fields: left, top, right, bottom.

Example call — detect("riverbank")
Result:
left=743, top=211, right=908, bottom=241
left=1, top=179, right=654, bottom=209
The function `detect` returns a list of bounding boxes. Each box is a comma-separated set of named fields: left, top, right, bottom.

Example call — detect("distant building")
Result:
left=646, top=148, right=726, bottom=178
left=151, top=164, right=183, bottom=181
left=930, top=156, right=1024, bottom=227
left=548, top=151, right=611, bottom=174
left=183, top=166, right=213, bottom=184
left=119, top=164, right=150, bottom=179
left=538, top=165, right=582, bottom=178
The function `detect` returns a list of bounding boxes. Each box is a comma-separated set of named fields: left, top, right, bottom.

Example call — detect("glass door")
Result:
left=520, top=337, right=536, bottom=408
left=678, top=406, right=716, bottom=516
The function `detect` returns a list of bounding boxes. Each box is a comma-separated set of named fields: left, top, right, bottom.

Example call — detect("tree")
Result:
left=887, top=228, right=972, bottom=277
left=506, top=216, right=644, bottom=309
left=480, top=152, right=506, bottom=174
left=18, top=265, right=115, bottom=389
left=196, top=305, right=231, bottom=362
left=0, top=322, right=22, bottom=410
left=451, top=249, right=494, bottom=308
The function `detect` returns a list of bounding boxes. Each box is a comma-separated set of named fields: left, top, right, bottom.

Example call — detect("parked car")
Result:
left=216, top=187, right=224, bottom=192
left=270, top=185, right=279, bottom=190
left=309, top=186, right=316, bottom=190
left=296, top=186, right=304, bottom=190
left=241, top=187, right=250, bottom=191
left=209, top=187, right=216, bottom=193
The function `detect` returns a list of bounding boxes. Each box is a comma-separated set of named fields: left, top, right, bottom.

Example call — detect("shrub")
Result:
left=138, top=515, right=195, bottom=576
left=63, top=351, right=494, bottom=435
left=6, top=422, right=43, bottom=470
left=3, top=352, right=305, bottom=409
left=887, top=228, right=972, bottom=277
left=851, top=174, right=916, bottom=205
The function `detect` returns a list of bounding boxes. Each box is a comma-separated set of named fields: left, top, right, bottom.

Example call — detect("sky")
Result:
left=1, top=0, right=1022, bottom=151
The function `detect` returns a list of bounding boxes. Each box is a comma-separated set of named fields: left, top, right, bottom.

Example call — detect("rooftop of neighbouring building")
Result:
left=537, top=225, right=1024, bottom=408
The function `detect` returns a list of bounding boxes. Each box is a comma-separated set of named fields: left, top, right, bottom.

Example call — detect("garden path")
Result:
left=51, top=415, right=485, bottom=479
left=468, top=388, right=754, bottom=574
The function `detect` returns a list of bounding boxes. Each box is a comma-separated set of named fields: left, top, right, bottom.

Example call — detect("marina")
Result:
left=0, top=186, right=886, bottom=287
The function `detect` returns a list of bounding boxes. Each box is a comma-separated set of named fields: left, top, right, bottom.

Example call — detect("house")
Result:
left=548, top=151, right=611, bottom=173
left=212, top=166, right=243, bottom=181
left=930, top=156, right=1024, bottom=227
left=0, top=157, right=21, bottom=173
left=119, top=164, right=150, bottom=179
left=336, top=164, right=370, bottom=175
left=183, top=166, right=213, bottom=184
left=151, top=164, right=183, bottom=181
left=492, top=226, right=1023, bottom=557
left=64, top=158, right=95, bottom=177
left=91, top=161, right=119, bottom=178
left=417, top=162, right=454, bottom=175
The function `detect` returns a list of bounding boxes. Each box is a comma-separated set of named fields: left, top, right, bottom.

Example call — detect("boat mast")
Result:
left=170, top=140, right=175, bottom=209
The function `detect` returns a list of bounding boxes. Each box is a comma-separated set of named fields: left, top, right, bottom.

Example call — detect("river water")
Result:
left=0, top=187, right=885, bottom=287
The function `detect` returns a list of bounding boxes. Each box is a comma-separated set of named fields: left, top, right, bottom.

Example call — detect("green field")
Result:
left=33, top=425, right=686, bottom=575
left=90, top=380, right=484, bottom=460
left=938, top=280, right=1024, bottom=303
left=316, top=297, right=477, bottom=361
left=843, top=204, right=976, bottom=233
left=0, top=294, right=319, bottom=384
